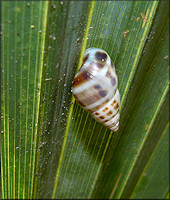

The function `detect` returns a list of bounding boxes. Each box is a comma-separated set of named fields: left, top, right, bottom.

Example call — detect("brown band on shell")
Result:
left=111, top=77, right=116, bottom=86
left=104, top=109, right=119, bottom=127
left=78, top=90, right=108, bottom=107
left=106, top=70, right=111, bottom=78
left=74, top=95, right=86, bottom=107
left=93, top=84, right=102, bottom=89
left=83, top=53, right=89, bottom=64
left=99, top=90, right=107, bottom=97
left=99, top=116, right=105, bottom=119
left=95, top=51, right=107, bottom=62
left=90, top=62, right=104, bottom=71
left=111, top=60, right=114, bottom=68
left=107, top=122, right=116, bottom=128
left=72, top=70, right=92, bottom=88
left=107, top=111, right=113, bottom=116
left=114, top=103, right=119, bottom=110
left=78, top=53, right=90, bottom=73
left=111, top=99, right=117, bottom=106
left=88, top=98, right=110, bottom=113
left=111, top=109, right=119, bottom=120
left=102, top=107, right=109, bottom=112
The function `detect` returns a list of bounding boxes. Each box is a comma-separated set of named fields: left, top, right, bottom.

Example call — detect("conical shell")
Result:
left=72, top=48, right=120, bottom=132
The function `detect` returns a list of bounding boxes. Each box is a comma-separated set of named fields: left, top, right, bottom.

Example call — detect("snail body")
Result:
left=72, top=48, right=120, bottom=132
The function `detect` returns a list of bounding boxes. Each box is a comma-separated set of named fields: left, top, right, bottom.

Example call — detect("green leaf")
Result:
left=1, top=1, right=169, bottom=199
left=130, top=123, right=169, bottom=199
left=1, top=1, right=49, bottom=199
left=166, top=192, right=170, bottom=199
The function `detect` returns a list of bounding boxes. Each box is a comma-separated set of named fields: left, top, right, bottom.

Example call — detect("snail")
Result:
left=72, top=48, right=120, bottom=132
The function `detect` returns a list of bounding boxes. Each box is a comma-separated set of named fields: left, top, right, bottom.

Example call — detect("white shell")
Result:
left=72, top=48, right=120, bottom=132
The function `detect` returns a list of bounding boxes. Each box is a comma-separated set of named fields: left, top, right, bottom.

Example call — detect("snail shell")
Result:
left=72, top=48, right=120, bottom=132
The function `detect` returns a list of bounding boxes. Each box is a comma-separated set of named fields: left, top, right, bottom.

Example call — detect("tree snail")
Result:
left=72, top=48, right=120, bottom=132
